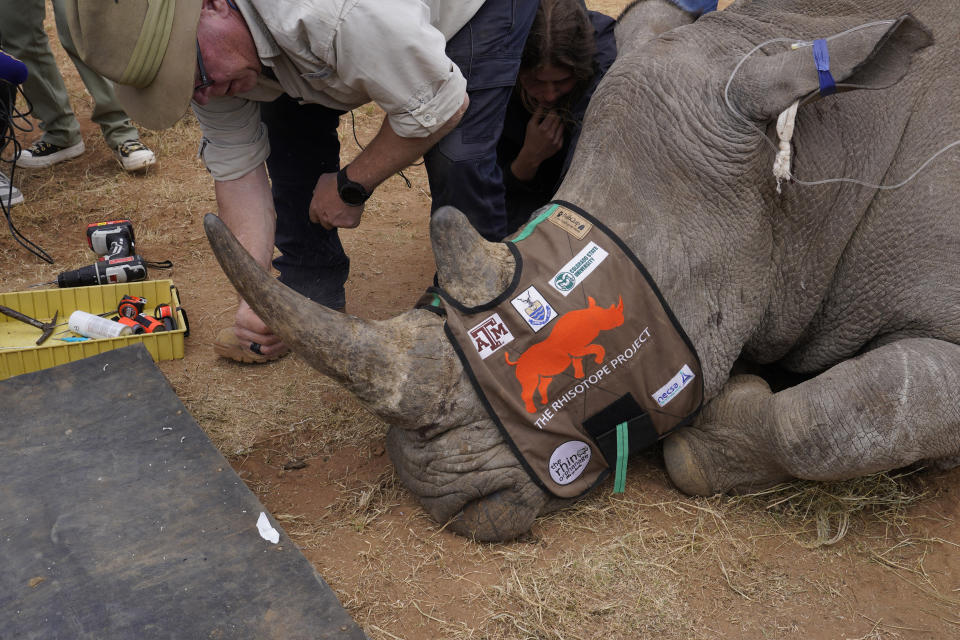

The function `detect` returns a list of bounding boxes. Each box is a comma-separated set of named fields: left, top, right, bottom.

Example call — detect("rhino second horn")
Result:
left=203, top=213, right=434, bottom=419
left=431, top=206, right=516, bottom=307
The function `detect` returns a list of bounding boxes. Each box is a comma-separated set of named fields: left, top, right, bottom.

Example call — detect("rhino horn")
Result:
left=431, top=206, right=516, bottom=307
left=203, top=213, right=447, bottom=423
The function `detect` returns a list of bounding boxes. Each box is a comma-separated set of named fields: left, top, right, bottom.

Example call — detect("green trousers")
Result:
left=0, top=0, right=140, bottom=149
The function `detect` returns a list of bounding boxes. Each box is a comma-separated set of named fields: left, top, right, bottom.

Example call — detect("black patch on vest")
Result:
left=583, top=393, right=658, bottom=466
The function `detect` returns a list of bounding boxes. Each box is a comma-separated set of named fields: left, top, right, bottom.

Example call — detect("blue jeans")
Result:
left=261, top=95, right=348, bottom=309
left=425, top=0, right=539, bottom=241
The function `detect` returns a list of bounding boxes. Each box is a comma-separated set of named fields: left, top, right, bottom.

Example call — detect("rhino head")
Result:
left=205, top=207, right=557, bottom=541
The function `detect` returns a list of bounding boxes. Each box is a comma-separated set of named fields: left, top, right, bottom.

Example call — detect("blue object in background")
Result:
left=0, top=49, right=28, bottom=84
left=669, top=0, right=719, bottom=16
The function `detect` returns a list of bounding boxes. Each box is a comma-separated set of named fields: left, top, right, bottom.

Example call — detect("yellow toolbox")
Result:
left=0, top=279, right=188, bottom=380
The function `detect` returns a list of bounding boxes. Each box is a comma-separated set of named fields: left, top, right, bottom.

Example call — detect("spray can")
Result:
left=68, top=310, right=134, bottom=339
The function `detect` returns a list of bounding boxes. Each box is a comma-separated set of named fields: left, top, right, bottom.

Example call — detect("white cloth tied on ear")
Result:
left=773, top=99, right=800, bottom=193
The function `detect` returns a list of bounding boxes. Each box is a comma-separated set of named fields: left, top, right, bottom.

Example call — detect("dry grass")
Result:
left=734, top=471, right=932, bottom=547
left=420, top=471, right=955, bottom=640
left=164, top=356, right=387, bottom=457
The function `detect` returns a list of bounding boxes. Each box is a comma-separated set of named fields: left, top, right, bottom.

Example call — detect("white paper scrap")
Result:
left=256, top=512, right=279, bottom=544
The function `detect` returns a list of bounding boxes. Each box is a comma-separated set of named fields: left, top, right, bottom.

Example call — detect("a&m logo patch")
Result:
left=469, top=313, right=514, bottom=360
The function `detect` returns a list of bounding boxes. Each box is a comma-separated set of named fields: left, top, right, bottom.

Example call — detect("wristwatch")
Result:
left=336, top=167, right=372, bottom=206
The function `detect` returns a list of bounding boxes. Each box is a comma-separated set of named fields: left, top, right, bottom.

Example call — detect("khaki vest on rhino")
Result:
left=420, top=202, right=703, bottom=498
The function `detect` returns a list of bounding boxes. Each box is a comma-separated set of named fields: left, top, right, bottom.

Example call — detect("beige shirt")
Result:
left=194, top=0, right=485, bottom=180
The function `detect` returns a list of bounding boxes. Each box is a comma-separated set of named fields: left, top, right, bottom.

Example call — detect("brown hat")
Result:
left=63, top=0, right=203, bottom=130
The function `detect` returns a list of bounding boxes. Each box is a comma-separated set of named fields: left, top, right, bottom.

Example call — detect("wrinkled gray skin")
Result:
left=205, top=0, right=960, bottom=541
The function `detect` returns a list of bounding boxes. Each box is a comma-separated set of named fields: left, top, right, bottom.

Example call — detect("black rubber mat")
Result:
left=0, top=344, right=366, bottom=640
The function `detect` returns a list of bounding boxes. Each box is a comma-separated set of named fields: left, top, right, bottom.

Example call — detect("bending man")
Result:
left=64, top=0, right=536, bottom=362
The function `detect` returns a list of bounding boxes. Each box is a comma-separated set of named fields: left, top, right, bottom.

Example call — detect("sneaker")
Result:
left=213, top=327, right=289, bottom=364
left=17, top=140, right=85, bottom=168
left=115, top=139, right=156, bottom=172
left=0, top=171, right=23, bottom=208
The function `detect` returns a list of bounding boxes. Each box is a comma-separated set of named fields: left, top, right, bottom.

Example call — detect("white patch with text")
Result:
left=548, top=241, right=609, bottom=296
left=549, top=440, right=591, bottom=485
left=652, top=364, right=696, bottom=407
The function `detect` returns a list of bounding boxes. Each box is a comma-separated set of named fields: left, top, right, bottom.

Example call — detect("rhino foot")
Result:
left=664, top=375, right=790, bottom=495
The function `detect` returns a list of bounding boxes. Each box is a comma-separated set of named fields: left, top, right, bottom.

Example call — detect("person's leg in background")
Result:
left=51, top=0, right=155, bottom=172
left=424, top=0, right=539, bottom=241
left=262, top=95, right=350, bottom=310
left=0, top=0, right=84, bottom=168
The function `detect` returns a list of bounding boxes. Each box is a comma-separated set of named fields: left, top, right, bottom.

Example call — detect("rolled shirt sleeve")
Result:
left=192, top=96, right=270, bottom=181
left=333, top=0, right=467, bottom=138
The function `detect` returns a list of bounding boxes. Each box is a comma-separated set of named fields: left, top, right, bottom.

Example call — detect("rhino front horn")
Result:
left=203, top=213, right=433, bottom=419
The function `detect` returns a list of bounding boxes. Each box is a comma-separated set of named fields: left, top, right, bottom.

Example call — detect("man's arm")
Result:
left=214, top=164, right=287, bottom=353
left=215, top=163, right=276, bottom=269
left=309, top=93, right=469, bottom=229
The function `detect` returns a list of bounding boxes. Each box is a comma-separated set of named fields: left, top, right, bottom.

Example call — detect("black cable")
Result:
left=348, top=109, right=422, bottom=190
left=0, top=79, right=53, bottom=264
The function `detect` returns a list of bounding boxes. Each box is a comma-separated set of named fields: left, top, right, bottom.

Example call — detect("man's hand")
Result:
left=233, top=299, right=288, bottom=357
left=511, top=109, right=565, bottom=181
left=309, top=172, right=365, bottom=229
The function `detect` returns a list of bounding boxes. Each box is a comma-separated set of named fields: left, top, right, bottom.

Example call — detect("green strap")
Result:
left=510, top=203, right=559, bottom=243
left=613, top=422, right=628, bottom=493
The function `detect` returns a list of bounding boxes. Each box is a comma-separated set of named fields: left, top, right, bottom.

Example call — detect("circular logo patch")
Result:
left=553, top=271, right=576, bottom=292
left=549, top=440, right=591, bottom=485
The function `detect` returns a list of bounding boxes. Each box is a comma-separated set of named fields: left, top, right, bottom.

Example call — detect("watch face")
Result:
left=338, top=168, right=370, bottom=205
left=340, top=184, right=367, bottom=206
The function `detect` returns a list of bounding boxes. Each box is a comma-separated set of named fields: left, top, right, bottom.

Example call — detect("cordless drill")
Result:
left=51, top=220, right=149, bottom=287
left=55, top=255, right=148, bottom=287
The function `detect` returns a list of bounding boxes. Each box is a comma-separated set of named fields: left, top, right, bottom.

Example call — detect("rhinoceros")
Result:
left=205, top=0, right=960, bottom=541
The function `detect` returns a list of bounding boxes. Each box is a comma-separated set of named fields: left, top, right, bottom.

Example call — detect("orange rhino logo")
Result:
left=505, top=296, right=624, bottom=413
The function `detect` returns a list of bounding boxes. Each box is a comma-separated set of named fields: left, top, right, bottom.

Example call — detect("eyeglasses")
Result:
left=195, top=39, right=213, bottom=92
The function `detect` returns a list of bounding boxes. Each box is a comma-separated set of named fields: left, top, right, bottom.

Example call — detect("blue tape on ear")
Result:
left=812, top=39, right=837, bottom=96
left=668, top=0, right=719, bottom=16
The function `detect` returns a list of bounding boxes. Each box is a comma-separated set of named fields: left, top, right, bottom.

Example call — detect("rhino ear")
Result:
left=728, top=14, right=933, bottom=122
left=615, top=0, right=698, bottom=58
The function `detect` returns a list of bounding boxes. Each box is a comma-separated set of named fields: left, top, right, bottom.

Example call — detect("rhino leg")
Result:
left=387, top=422, right=557, bottom=541
left=664, top=338, right=960, bottom=495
